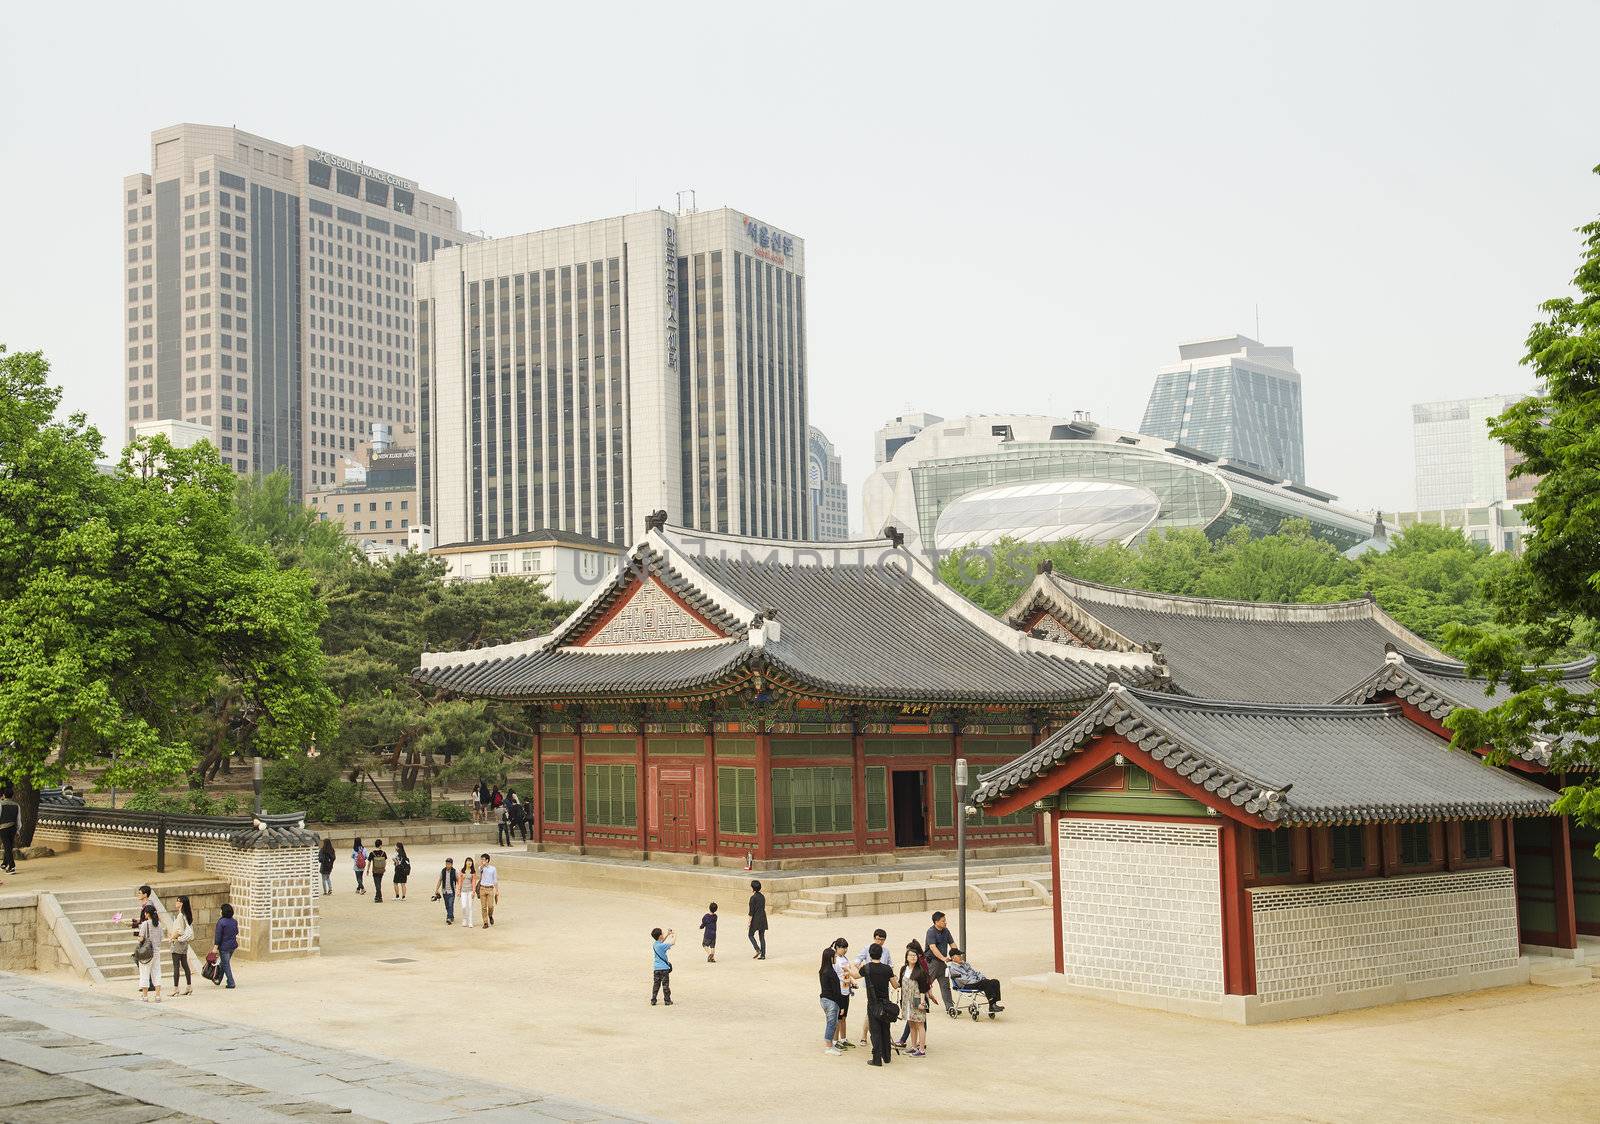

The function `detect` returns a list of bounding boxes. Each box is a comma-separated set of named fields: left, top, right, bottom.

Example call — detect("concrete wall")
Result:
left=1251, top=868, right=1522, bottom=1005
left=1058, top=817, right=1224, bottom=1000
left=0, top=893, right=38, bottom=971
left=314, top=820, right=497, bottom=852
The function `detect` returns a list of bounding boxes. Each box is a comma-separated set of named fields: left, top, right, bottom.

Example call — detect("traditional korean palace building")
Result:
left=969, top=568, right=1597, bottom=1021
left=415, top=520, right=1156, bottom=863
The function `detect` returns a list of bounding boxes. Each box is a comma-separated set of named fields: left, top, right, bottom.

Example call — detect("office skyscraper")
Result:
left=122, top=124, right=473, bottom=495
left=807, top=425, right=848, bottom=541
left=1140, top=335, right=1306, bottom=483
left=416, top=206, right=808, bottom=546
left=1411, top=394, right=1527, bottom=508
left=874, top=410, right=943, bottom=466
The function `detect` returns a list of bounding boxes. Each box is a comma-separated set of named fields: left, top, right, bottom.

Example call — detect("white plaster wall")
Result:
left=1059, top=817, right=1224, bottom=999
left=1250, top=868, right=1520, bottom=1004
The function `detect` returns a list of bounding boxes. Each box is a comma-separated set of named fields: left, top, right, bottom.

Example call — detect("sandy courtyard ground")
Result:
left=26, top=842, right=1600, bottom=1122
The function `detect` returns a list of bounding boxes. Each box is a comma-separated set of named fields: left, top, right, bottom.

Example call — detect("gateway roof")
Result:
left=1006, top=571, right=1449, bottom=704
left=971, top=685, right=1558, bottom=826
left=415, top=524, right=1158, bottom=705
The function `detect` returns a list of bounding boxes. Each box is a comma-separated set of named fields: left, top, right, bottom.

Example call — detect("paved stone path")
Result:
left=0, top=972, right=651, bottom=1123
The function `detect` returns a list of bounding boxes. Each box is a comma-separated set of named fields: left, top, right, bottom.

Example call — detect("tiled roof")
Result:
left=1336, top=652, right=1598, bottom=765
left=415, top=526, right=1159, bottom=705
left=1006, top=572, right=1449, bottom=704
left=971, top=684, right=1557, bottom=825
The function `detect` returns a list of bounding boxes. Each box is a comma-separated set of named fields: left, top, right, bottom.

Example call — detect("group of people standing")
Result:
left=818, top=911, right=1004, bottom=1065
left=130, top=884, right=239, bottom=1001
left=321, top=838, right=412, bottom=903
left=644, top=880, right=771, bottom=1007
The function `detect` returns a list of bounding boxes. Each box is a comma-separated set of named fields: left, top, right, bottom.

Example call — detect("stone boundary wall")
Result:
left=1058, top=817, right=1224, bottom=999
left=0, top=893, right=38, bottom=972
left=314, top=820, right=498, bottom=851
left=34, top=818, right=319, bottom=960
left=1250, top=867, right=1520, bottom=1004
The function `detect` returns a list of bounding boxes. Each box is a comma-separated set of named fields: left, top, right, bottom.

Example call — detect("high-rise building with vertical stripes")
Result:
left=415, top=206, right=808, bottom=546
left=121, top=124, right=474, bottom=496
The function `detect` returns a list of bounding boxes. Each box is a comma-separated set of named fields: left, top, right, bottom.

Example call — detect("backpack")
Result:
left=371, top=851, right=387, bottom=876
left=355, top=850, right=367, bottom=870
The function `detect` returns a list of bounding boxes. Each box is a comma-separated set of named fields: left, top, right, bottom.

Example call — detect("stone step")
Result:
left=1529, top=963, right=1595, bottom=988
left=982, top=887, right=1035, bottom=900
left=784, top=900, right=838, bottom=918
left=990, top=898, right=1048, bottom=912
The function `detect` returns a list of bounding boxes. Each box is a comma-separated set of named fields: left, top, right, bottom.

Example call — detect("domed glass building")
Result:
left=860, top=414, right=1374, bottom=559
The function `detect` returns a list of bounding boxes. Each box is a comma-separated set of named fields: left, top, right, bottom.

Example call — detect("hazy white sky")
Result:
left=4, top=1, right=1597, bottom=523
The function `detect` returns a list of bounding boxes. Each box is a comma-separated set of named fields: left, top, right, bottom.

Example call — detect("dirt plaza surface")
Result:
left=26, top=842, right=1600, bottom=1123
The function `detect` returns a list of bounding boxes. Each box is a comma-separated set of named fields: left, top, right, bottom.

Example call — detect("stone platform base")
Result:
left=1014, top=959, right=1545, bottom=1024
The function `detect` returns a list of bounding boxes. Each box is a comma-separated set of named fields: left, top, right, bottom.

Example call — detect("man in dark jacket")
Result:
left=747, top=880, right=768, bottom=959
left=0, top=783, right=19, bottom=874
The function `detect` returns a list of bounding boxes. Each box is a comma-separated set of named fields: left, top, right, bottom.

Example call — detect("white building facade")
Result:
left=122, top=124, right=474, bottom=496
left=874, top=410, right=943, bottom=466
left=428, top=531, right=619, bottom=602
left=1411, top=394, right=1526, bottom=509
left=416, top=207, right=808, bottom=547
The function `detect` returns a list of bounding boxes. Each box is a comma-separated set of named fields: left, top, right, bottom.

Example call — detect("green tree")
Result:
left=1445, top=185, right=1600, bottom=827
left=1197, top=521, right=1358, bottom=603
left=0, top=347, right=336, bottom=841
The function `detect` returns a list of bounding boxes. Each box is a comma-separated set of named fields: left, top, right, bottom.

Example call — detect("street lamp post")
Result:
left=955, top=757, right=968, bottom=952
left=252, top=752, right=264, bottom=818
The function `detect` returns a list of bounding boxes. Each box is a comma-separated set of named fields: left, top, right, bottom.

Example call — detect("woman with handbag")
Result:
left=392, top=843, right=411, bottom=901
left=166, top=896, right=195, bottom=996
left=133, top=902, right=162, bottom=1001
left=212, top=902, right=239, bottom=989
left=458, top=857, right=476, bottom=928
left=898, top=946, right=930, bottom=1057
left=319, top=839, right=336, bottom=895
left=859, top=941, right=898, bottom=1067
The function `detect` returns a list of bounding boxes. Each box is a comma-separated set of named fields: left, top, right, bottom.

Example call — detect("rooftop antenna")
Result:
left=676, top=189, right=697, bottom=214
left=1254, top=304, right=1261, bottom=340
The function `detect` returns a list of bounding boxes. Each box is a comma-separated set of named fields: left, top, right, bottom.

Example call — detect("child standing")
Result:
left=699, top=902, right=718, bottom=962
left=651, top=927, right=675, bottom=1006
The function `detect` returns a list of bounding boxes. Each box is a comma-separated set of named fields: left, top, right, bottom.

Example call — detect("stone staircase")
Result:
left=782, top=861, right=1052, bottom=919
left=53, top=889, right=163, bottom=983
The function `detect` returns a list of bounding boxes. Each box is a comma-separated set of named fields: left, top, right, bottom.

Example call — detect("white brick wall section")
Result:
left=1059, top=818, right=1224, bottom=999
left=1250, top=867, right=1519, bottom=1003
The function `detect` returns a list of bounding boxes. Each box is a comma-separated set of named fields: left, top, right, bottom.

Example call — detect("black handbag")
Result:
left=872, top=998, right=901, bottom=1022
left=201, top=960, right=219, bottom=982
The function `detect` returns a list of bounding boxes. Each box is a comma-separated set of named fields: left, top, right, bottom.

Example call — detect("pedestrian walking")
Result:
left=860, top=942, right=898, bottom=1067
left=318, top=838, right=335, bottom=895
left=925, top=911, right=956, bottom=1015
left=471, top=782, right=484, bottom=823
left=497, top=805, right=512, bottom=848
left=508, top=790, right=529, bottom=842
left=211, top=903, right=238, bottom=989
left=475, top=780, right=490, bottom=823
left=352, top=837, right=367, bottom=895
left=459, top=857, right=476, bottom=927
left=133, top=902, right=162, bottom=1002
left=368, top=839, right=388, bottom=903
left=899, top=946, right=931, bottom=1056
left=477, top=853, right=499, bottom=926
left=166, top=895, right=195, bottom=996
left=699, top=902, right=718, bottom=962
left=392, top=843, right=411, bottom=901
left=434, top=856, right=458, bottom=924
left=491, top=785, right=504, bottom=813
left=819, top=946, right=845, bottom=1056
left=747, top=879, right=768, bottom=959
left=0, top=782, right=19, bottom=874
left=650, top=927, right=675, bottom=1006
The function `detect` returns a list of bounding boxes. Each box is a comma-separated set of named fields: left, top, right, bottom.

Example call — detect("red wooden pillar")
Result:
left=851, top=724, right=866, bottom=855
left=1552, top=815, right=1578, bottom=950
left=1505, top=817, right=1521, bottom=937
left=532, top=728, right=544, bottom=845
left=756, top=722, right=774, bottom=860
left=1049, top=808, right=1065, bottom=974
left=573, top=723, right=587, bottom=854
left=635, top=723, right=648, bottom=857
left=706, top=726, right=719, bottom=861
left=1217, top=819, right=1257, bottom=996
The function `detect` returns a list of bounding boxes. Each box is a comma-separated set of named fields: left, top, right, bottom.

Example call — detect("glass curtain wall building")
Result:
left=807, top=425, right=849, bottom=541
left=1411, top=395, right=1526, bottom=508
left=417, top=207, right=808, bottom=547
left=1140, top=335, right=1306, bottom=484
left=122, top=124, right=473, bottom=496
left=860, top=414, right=1372, bottom=561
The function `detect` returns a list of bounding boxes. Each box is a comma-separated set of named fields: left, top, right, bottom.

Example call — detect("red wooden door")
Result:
left=660, top=780, right=694, bottom=852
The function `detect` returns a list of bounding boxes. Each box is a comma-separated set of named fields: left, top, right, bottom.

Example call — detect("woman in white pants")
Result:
left=135, top=903, right=162, bottom=1001
left=459, top=857, right=476, bottom=927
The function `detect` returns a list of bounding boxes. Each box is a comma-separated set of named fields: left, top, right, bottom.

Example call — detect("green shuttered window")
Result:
left=717, top=766, right=758, bottom=835
left=772, top=767, right=853, bottom=836
left=1329, top=825, right=1366, bottom=871
left=1255, top=828, right=1293, bottom=876
left=584, top=764, right=637, bottom=827
left=542, top=763, right=574, bottom=824
left=865, top=767, right=888, bottom=833
left=1461, top=820, right=1493, bottom=861
left=933, top=765, right=954, bottom=829
left=1399, top=823, right=1432, bottom=866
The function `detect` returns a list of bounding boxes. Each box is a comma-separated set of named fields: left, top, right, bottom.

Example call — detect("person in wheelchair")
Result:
left=946, top=948, right=1004, bottom=1016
